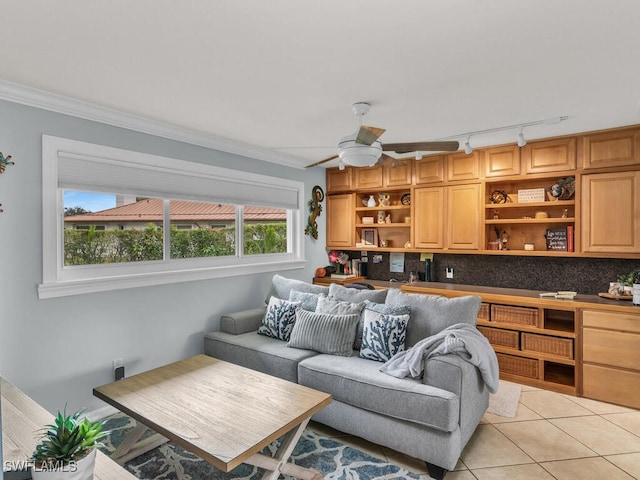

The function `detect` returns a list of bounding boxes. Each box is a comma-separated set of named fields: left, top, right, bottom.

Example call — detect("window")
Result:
left=40, top=135, right=305, bottom=298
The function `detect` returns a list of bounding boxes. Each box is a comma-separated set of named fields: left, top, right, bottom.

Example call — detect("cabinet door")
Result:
left=581, top=127, right=640, bottom=169
left=522, top=137, right=576, bottom=174
left=485, top=145, right=521, bottom=177
left=581, top=171, right=640, bottom=253
left=354, top=164, right=383, bottom=190
left=383, top=158, right=413, bottom=187
left=447, top=151, right=481, bottom=181
left=448, top=183, right=481, bottom=250
left=326, top=167, right=353, bottom=193
left=326, top=194, right=355, bottom=248
left=415, top=155, right=445, bottom=184
left=413, top=187, right=445, bottom=249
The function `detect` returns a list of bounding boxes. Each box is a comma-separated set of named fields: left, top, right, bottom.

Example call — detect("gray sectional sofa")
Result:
left=204, top=275, right=492, bottom=479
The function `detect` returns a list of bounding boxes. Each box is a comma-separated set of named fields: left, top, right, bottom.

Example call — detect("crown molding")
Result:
left=0, top=79, right=305, bottom=169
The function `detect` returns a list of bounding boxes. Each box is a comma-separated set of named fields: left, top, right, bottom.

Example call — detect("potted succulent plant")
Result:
left=31, top=408, right=108, bottom=480
left=617, top=271, right=635, bottom=296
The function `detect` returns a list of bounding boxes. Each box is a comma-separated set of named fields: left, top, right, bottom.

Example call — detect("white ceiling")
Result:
left=2, top=0, right=639, bottom=169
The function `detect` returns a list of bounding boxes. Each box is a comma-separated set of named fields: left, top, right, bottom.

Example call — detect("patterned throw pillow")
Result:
left=359, top=308, right=410, bottom=362
left=288, top=309, right=360, bottom=356
left=315, top=294, right=365, bottom=316
left=289, top=290, right=320, bottom=312
left=354, top=301, right=410, bottom=350
left=257, top=297, right=301, bottom=341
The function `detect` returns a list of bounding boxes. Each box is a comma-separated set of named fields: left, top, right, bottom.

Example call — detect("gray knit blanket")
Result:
left=380, top=323, right=499, bottom=393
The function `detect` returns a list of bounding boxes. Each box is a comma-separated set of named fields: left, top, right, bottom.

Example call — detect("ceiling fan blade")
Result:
left=382, top=141, right=460, bottom=154
left=304, top=154, right=339, bottom=168
left=355, top=125, right=386, bottom=145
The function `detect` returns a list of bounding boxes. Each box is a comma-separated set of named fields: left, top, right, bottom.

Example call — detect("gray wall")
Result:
left=0, top=99, right=327, bottom=413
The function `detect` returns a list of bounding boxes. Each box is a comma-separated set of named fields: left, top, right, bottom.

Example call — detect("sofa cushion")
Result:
left=315, top=294, right=365, bottom=316
left=288, top=310, right=360, bottom=356
left=359, top=309, right=410, bottom=362
left=204, top=331, right=319, bottom=383
left=328, top=283, right=387, bottom=304
left=289, top=290, right=320, bottom=312
left=265, top=274, right=329, bottom=304
left=385, top=289, right=481, bottom=347
left=257, top=297, right=301, bottom=341
left=354, top=301, right=411, bottom=350
left=298, top=354, right=459, bottom=432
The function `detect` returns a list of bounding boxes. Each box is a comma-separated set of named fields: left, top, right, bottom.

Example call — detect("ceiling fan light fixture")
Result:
left=464, top=136, right=473, bottom=155
left=415, top=152, right=423, bottom=160
left=338, top=140, right=382, bottom=167
left=338, top=159, right=345, bottom=170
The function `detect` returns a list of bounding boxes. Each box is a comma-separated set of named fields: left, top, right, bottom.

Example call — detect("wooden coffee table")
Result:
left=93, top=355, right=332, bottom=480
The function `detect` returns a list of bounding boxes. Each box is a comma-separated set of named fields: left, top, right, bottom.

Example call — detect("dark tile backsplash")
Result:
left=345, top=251, right=639, bottom=296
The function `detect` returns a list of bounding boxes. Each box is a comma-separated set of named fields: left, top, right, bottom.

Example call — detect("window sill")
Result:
left=38, top=259, right=306, bottom=299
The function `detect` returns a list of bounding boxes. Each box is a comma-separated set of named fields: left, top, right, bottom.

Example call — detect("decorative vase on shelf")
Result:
left=367, top=195, right=376, bottom=207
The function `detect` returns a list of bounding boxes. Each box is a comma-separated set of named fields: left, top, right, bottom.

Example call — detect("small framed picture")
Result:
left=362, top=228, right=378, bottom=247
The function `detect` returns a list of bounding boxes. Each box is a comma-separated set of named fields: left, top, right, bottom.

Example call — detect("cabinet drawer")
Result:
left=478, top=303, right=490, bottom=321
left=491, top=305, right=539, bottom=327
left=582, top=310, right=640, bottom=333
left=478, top=326, right=519, bottom=349
left=583, top=364, right=640, bottom=409
left=497, top=353, right=539, bottom=378
left=521, top=333, right=573, bottom=359
left=583, top=327, right=640, bottom=370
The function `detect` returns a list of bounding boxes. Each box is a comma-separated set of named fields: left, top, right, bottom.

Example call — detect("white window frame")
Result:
left=39, top=135, right=305, bottom=299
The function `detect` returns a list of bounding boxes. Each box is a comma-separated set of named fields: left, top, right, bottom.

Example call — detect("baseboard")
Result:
left=87, top=404, right=119, bottom=421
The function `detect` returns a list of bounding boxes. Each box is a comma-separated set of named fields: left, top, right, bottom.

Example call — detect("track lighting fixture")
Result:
left=440, top=116, right=568, bottom=151
left=517, top=127, right=527, bottom=147
left=464, top=136, right=473, bottom=155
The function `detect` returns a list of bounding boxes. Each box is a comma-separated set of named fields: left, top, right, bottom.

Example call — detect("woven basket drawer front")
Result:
left=477, top=303, right=490, bottom=321
left=491, top=304, right=538, bottom=326
left=478, top=326, right=519, bottom=349
left=521, top=333, right=574, bottom=359
left=497, top=353, right=539, bottom=379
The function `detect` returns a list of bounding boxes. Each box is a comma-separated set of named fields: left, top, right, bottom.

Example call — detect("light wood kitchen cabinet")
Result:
left=354, top=164, right=383, bottom=190
left=413, top=183, right=481, bottom=250
left=415, top=155, right=445, bottom=184
left=413, top=187, right=446, bottom=249
left=350, top=160, right=413, bottom=189
left=326, top=193, right=355, bottom=248
left=383, top=158, right=413, bottom=186
left=581, top=170, right=640, bottom=253
left=582, top=309, right=640, bottom=409
left=485, top=145, right=521, bottom=177
left=447, top=151, right=481, bottom=181
left=580, top=126, right=640, bottom=169
left=522, top=137, right=576, bottom=174
left=326, top=167, right=353, bottom=193
left=448, top=183, right=482, bottom=250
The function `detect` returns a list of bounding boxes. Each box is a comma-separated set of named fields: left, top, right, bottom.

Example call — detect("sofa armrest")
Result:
left=220, top=307, right=266, bottom=335
left=423, top=354, right=490, bottom=444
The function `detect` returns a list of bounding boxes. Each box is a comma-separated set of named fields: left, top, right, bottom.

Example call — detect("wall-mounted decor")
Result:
left=0, top=150, right=14, bottom=214
left=304, top=185, right=325, bottom=239
left=0, top=151, right=14, bottom=174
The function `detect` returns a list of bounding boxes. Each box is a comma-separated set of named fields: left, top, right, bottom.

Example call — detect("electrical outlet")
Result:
left=446, top=267, right=454, bottom=279
left=113, top=358, right=125, bottom=381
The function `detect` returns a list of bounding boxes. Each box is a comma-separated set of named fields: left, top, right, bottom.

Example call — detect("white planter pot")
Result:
left=31, top=449, right=96, bottom=480
left=633, top=283, right=640, bottom=306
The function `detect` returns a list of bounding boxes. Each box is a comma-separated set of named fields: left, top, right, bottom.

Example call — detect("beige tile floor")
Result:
left=311, top=382, right=640, bottom=479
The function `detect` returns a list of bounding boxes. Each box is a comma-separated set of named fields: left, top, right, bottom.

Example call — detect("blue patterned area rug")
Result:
left=100, top=413, right=429, bottom=480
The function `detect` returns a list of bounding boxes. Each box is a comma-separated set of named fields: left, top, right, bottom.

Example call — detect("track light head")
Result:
left=464, top=136, right=473, bottom=155
left=517, top=127, right=527, bottom=147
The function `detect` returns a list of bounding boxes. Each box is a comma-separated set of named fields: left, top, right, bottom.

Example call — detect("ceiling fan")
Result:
left=304, top=102, right=459, bottom=169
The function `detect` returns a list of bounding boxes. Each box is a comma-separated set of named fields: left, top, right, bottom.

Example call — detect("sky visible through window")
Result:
left=64, top=191, right=115, bottom=212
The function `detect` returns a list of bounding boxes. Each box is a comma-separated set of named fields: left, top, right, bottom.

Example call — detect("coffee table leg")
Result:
left=246, top=418, right=323, bottom=480
left=111, top=422, right=170, bottom=465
